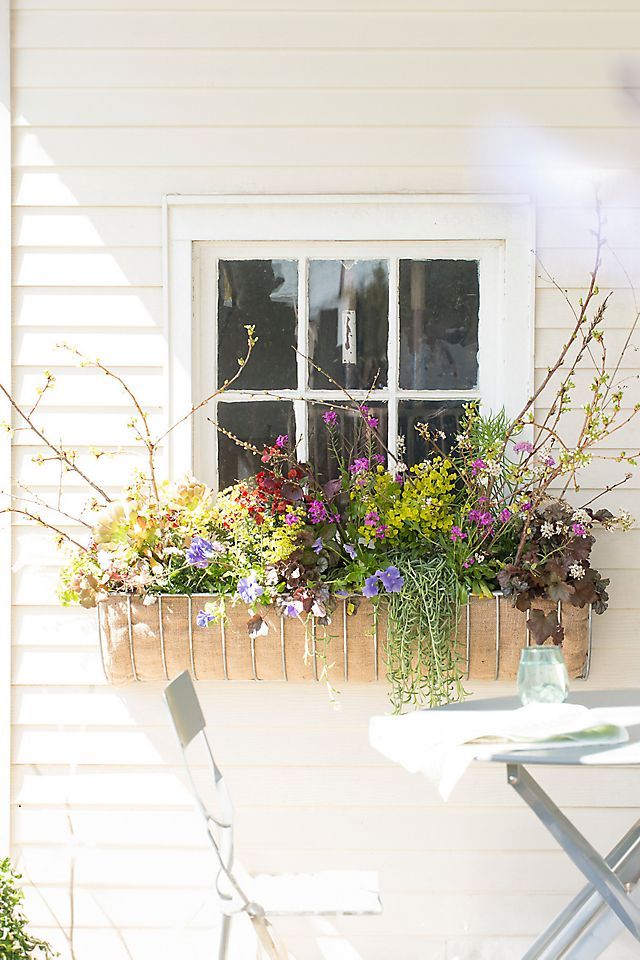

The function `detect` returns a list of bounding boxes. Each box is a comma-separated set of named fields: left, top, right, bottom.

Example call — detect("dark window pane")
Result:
left=217, top=401, right=295, bottom=489
left=309, top=260, right=389, bottom=390
left=398, top=400, right=464, bottom=467
left=308, top=402, right=387, bottom=483
left=218, top=259, right=298, bottom=389
left=399, top=260, right=479, bottom=390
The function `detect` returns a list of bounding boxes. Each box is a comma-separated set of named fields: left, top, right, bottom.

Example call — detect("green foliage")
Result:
left=386, top=555, right=464, bottom=712
left=0, top=858, right=57, bottom=960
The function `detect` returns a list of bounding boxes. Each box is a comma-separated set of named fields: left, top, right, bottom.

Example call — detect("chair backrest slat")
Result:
left=163, top=670, right=206, bottom=748
left=164, top=671, right=237, bottom=887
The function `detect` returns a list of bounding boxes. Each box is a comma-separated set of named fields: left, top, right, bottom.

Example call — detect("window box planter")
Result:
left=97, top=594, right=591, bottom=685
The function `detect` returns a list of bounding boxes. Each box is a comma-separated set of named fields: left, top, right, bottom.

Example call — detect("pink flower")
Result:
left=500, top=508, right=511, bottom=523
left=572, top=522, right=587, bottom=538
left=521, top=501, right=532, bottom=512
left=450, top=526, right=467, bottom=542
left=471, top=459, right=487, bottom=476
left=364, top=510, right=380, bottom=527
left=468, top=509, right=493, bottom=527
left=284, top=513, right=298, bottom=526
left=374, top=524, right=389, bottom=539
left=308, top=500, right=328, bottom=524
left=514, top=441, right=533, bottom=454
left=463, top=557, right=475, bottom=569
left=349, top=457, right=370, bottom=475
left=322, top=410, right=338, bottom=426
left=373, top=454, right=385, bottom=465
left=275, top=434, right=288, bottom=448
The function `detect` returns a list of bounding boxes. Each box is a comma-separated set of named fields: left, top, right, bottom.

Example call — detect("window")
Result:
left=165, top=197, right=534, bottom=488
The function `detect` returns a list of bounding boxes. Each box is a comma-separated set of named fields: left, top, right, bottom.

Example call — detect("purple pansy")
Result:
left=376, top=566, right=405, bottom=593
left=237, top=572, right=264, bottom=604
left=311, top=537, right=324, bottom=554
left=362, top=576, right=380, bottom=598
left=308, top=500, right=328, bottom=524
left=186, top=536, right=221, bottom=569
left=322, top=410, right=338, bottom=427
left=283, top=600, right=303, bottom=618
left=196, top=609, right=215, bottom=628
left=344, top=544, right=357, bottom=559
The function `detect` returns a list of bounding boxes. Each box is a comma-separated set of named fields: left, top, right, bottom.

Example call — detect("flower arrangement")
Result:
left=1, top=216, right=638, bottom=709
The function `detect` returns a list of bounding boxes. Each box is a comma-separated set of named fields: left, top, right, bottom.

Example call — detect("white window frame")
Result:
left=163, top=195, right=535, bottom=486
left=0, top=0, right=11, bottom=855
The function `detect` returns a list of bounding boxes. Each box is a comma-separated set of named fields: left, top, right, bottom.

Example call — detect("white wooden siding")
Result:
left=6, top=2, right=640, bottom=958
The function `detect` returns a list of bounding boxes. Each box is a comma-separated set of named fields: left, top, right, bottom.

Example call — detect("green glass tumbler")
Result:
left=517, top=646, right=569, bottom=705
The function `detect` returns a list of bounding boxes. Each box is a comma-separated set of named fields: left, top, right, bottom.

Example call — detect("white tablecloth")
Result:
left=369, top=703, right=633, bottom=800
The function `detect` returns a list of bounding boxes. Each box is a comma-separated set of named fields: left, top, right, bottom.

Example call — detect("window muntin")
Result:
left=194, top=240, right=502, bottom=490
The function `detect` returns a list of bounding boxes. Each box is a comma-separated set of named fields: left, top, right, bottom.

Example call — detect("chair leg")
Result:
left=217, top=914, right=232, bottom=960
left=249, top=915, right=289, bottom=960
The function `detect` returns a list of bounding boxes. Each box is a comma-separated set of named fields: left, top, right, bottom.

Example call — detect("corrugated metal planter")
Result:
left=97, top=593, right=592, bottom=685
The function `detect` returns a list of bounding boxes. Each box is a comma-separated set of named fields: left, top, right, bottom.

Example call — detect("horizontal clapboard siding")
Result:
left=7, top=4, right=640, bottom=960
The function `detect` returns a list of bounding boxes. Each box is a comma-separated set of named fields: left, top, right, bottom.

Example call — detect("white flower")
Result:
left=555, top=522, right=564, bottom=534
left=606, top=510, right=635, bottom=532
left=475, top=553, right=485, bottom=563
left=540, top=521, right=554, bottom=538
left=487, top=460, right=502, bottom=477
left=96, top=549, right=113, bottom=570
left=569, top=563, right=585, bottom=580
left=572, top=509, right=590, bottom=525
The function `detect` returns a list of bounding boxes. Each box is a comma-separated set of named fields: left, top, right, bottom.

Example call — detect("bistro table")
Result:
left=370, top=690, right=640, bottom=959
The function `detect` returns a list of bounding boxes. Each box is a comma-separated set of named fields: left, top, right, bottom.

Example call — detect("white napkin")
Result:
left=369, top=703, right=629, bottom=800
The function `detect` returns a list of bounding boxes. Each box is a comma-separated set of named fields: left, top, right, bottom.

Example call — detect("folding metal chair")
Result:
left=164, top=671, right=382, bottom=960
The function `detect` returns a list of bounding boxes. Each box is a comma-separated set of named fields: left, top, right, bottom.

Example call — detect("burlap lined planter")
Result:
left=97, top=594, right=591, bottom=685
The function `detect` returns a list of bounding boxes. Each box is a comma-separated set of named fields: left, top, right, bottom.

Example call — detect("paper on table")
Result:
left=369, top=703, right=629, bottom=800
